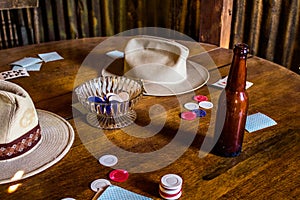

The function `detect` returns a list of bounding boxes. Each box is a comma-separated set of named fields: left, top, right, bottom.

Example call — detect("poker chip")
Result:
left=191, top=109, right=206, bottom=117
left=159, top=184, right=181, bottom=195
left=118, top=92, right=130, bottom=101
left=108, top=95, right=124, bottom=102
left=159, top=174, right=183, bottom=200
left=109, top=169, right=129, bottom=182
left=184, top=102, right=199, bottom=110
left=99, top=154, right=118, bottom=167
left=193, top=95, right=208, bottom=102
left=161, top=174, right=183, bottom=190
left=159, top=190, right=182, bottom=200
left=199, top=101, right=213, bottom=109
left=90, top=179, right=112, bottom=192
left=106, top=93, right=116, bottom=98
left=180, top=111, right=197, bottom=120
left=87, top=96, right=104, bottom=103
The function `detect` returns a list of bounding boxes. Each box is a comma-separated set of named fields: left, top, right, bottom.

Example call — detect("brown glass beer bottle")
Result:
left=213, top=43, right=249, bottom=157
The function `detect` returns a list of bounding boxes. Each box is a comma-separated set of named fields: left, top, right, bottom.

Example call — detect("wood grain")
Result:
left=0, top=37, right=299, bottom=200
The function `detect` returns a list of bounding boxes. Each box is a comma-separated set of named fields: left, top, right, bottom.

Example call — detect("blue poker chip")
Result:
left=191, top=109, right=206, bottom=117
left=87, top=96, right=105, bottom=103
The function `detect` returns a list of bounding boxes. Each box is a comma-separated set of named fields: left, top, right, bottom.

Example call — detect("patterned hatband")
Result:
left=0, top=124, right=41, bottom=160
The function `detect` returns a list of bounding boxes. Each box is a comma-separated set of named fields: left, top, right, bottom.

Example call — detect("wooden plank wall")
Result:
left=0, top=0, right=231, bottom=47
left=37, top=0, right=205, bottom=42
left=231, top=0, right=300, bottom=73
left=0, top=0, right=299, bottom=74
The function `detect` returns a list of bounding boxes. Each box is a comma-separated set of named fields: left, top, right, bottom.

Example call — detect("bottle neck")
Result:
left=226, top=43, right=248, bottom=92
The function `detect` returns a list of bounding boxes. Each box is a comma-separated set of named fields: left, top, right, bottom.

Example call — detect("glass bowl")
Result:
left=75, top=76, right=143, bottom=129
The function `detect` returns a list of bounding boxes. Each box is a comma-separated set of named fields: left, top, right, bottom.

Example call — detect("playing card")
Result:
left=12, top=63, right=42, bottom=71
left=10, top=57, right=42, bottom=68
left=97, top=185, right=152, bottom=200
left=245, top=112, right=277, bottom=133
left=106, top=50, right=124, bottom=59
left=0, top=68, right=29, bottom=80
left=38, top=52, right=64, bottom=62
left=212, top=76, right=253, bottom=89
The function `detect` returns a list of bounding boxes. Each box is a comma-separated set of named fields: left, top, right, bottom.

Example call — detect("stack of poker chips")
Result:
left=159, top=174, right=183, bottom=199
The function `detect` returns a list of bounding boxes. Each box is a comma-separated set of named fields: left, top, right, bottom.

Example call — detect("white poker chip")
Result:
left=108, top=95, right=124, bottom=102
left=118, top=92, right=130, bottom=101
left=90, top=179, right=112, bottom=192
left=159, top=184, right=181, bottom=195
left=106, top=93, right=116, bottom=98
left=184, top=102, right=199, bottom=110
left=99, top=154, right=118, bottom=167
left=199, top=101, right=213, bottom=109
left=161, top=174, right=183, bottom=190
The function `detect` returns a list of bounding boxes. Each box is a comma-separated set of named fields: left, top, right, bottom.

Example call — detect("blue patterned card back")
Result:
left=98, top=185, right=152, bottom=200
left=245, top=112, right=277, bottom=133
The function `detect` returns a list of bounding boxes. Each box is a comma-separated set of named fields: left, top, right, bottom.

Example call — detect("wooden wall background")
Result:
left=0, top=0, right=299, bottom=74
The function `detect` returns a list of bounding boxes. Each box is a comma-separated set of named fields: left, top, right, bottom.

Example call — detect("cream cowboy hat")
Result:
left=0, top=81, right=74, bottom=184
left=102, top=36, right=209, bottom=96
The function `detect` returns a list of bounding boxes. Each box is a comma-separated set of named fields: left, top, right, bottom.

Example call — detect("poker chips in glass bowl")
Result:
left=75, top=76, right=143, bottom=129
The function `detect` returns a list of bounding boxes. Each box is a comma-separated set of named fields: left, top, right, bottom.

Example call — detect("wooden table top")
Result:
left=0, top=37, right=299, bottom=200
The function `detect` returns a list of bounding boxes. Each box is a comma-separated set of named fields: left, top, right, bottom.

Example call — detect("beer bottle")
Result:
left=213, top=43, right=249, bottom=157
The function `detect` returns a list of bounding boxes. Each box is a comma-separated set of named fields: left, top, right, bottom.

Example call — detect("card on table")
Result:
left=12, top=63, right=43, bottom=71
left=97, top=185, right=152, bottom=200
left=212, top=76, right=253, bottom=89
left=10, top=57, right=42, bottom=68
left=0, top=68, right=29, bottom=80
left=38, top=51, right=64, bottom=62
left=106, top=50, right=124, bottom=59
left=245, top=112, right=277, bottom=133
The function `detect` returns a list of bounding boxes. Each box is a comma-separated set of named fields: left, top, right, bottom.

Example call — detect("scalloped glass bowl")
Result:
left=75, top=76, right=143, bottom=129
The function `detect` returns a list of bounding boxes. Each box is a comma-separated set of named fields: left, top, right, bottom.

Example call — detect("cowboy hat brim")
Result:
left=102, top=59, right=209, bottom=96
left=0, top=110, right=74, bottom=184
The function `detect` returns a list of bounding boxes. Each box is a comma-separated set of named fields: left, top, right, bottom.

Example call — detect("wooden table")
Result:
left=0, top=37, right=299, bottom=199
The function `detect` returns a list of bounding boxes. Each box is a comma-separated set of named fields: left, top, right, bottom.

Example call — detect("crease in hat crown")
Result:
left=0, top=81, right=41, bottom=160
left=124, top=36, right=189, bottom=84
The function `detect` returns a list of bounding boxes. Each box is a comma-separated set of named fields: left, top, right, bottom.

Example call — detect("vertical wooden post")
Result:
left=199, top=0, right=233, bottom=48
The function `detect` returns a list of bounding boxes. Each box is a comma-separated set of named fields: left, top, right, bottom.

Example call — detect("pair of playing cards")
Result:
left=0, top=52, right=63, bottom=81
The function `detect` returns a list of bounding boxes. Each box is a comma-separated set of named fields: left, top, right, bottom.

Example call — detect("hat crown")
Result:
left=124, top=36, right=189, bottom=84
left=0, top=81, right=39, bottom=145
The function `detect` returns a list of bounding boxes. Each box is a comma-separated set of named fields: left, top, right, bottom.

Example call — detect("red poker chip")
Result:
left=180, top=111, right=197, bottom=120
left=193, top=95, right=208, bottom=102
left=109, top=169, right=129, bottom=182
left=159, top=190, right=182, bottom=200
left=159, top=189, right=181, bottom=198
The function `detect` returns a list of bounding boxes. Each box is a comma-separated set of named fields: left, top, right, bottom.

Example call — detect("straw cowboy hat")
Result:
left=0, top=81, right=74, bottom=184
left=102, top=36, right=209, bottom=96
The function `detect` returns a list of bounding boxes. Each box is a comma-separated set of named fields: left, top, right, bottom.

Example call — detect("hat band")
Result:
left=0, top=124, right=41, bottom=160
